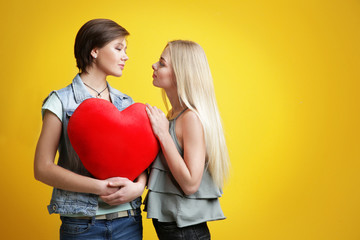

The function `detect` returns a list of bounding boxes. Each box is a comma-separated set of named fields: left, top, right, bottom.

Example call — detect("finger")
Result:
left=146, top=104, right=156, bottom=115
left=147, top=105, right=163, bottom=119
left=101, top=196, right=118, bottom=205
left=108, top=176, right=129, bottom=182
left=107, top=178, right=127, bottom=187
left=100, top=195, right=111, bottom=203
left=146, top=107, right=152, bottom=117
left=157, top=108, right=165, bottom=116
left=153, top=106, right=164, bottom=117
left=147, top=104, right=157, bottom=111
left=100, top=191, right=118, bottom=202
left=101, top=191, right=126, bottom=205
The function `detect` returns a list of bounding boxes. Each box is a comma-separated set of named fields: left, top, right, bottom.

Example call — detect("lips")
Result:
left=119, top=64, right=125, bottom=70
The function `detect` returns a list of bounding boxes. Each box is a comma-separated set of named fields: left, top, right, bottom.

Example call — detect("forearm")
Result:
left=34, top=111, right=112, bottom=196
left=133, top=171, right=147, bottom=194
left=34, top=160, right=105, bottom=195
left=146, top=104, right=203, bottom=195
left=158, top=133, right=197, bottom=194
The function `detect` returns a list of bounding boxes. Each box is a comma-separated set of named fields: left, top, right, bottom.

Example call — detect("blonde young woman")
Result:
left=145, top=40, right=229, bottom=240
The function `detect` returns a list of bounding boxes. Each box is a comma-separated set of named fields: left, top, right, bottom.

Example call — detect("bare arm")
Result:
left=146, top=105, right=206, bottom=195
left=34, top=110, right=118, bottom=196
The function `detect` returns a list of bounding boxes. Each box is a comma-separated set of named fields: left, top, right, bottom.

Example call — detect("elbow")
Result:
left=34, top=161, right=48, bottom=183
left=34, top=166, right=43, bottom=182
left=182, top=183, right=200, bottom=196
left=179, top=176, right=203, bottom=196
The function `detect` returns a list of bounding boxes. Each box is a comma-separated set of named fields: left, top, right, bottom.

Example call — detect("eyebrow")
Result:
left=116, top=42, right=126, bottom=47
left=160, top=57, right=166, bottom=62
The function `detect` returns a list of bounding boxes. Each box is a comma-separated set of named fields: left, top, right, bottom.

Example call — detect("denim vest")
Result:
left=46, top=74, right=141, bottom=216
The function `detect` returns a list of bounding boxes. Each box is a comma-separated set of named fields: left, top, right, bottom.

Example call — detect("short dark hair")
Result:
left=74, top=19, right=129, bottom=73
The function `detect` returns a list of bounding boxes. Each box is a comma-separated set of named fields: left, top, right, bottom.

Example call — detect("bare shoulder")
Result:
left=180, top=110, right=203, bottom=134
left=175, top=109, right=204, bottom=150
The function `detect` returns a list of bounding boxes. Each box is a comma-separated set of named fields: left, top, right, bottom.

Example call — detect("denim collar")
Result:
left=72, top=74, right=129, bottom=105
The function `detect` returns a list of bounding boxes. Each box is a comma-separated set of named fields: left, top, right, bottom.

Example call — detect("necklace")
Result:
left=83, top=82, right=108, bottom=98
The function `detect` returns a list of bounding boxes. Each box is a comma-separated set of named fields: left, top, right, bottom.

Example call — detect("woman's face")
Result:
left=152, top=47, right=176, bottom=89
left=92, top=37, right=128, bottom=77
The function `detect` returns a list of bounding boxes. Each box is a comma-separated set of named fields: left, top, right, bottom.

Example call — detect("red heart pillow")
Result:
left=67, top=98, right=159, bottom=181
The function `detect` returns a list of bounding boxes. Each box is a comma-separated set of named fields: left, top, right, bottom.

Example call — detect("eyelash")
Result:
left=159, top=61, right=165, bottom=67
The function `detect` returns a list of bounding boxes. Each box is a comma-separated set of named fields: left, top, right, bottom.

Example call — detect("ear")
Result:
left=91, top=48, right=98, bottom=59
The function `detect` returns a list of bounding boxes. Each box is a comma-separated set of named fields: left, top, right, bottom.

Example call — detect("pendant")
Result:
left=97, top=94, right=101, bottom=98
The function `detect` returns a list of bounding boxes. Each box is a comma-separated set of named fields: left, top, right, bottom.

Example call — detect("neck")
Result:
left=165, top=89, right=186, bottom=118
left=80, top=70, right=110, bottom=99
left=80, top=67, right=107, bottom=89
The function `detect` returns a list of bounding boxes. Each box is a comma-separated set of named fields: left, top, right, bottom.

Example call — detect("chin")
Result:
left=112, top=72, right=123, bottom=77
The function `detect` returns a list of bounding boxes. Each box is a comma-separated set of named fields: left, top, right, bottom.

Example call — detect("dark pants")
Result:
left=152, top=219, right=210, bottom=240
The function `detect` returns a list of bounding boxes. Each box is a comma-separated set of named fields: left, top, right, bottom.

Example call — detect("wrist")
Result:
left=94, top=179, right=107, bottom=195
left=157, top=131, right=171, bottom=145
left=134, top=179, right=145, bottom=193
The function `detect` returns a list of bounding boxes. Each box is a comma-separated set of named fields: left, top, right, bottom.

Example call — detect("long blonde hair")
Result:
left=166, top=40, right=230, bottom=188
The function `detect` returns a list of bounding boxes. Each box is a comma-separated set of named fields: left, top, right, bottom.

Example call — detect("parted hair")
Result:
left=166, top=40, right=230, bottom=188
left=74, top=19, right=129, bottom=73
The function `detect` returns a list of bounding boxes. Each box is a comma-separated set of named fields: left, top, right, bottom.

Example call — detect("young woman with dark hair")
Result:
left=34, top=19, right=145, bottom=240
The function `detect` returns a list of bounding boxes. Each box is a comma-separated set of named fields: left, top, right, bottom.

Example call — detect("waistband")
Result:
left=66, top=209, right=138, bottom=221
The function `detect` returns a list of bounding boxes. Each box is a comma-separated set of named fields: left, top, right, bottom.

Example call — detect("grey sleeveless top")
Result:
left=144, top=110, right=225, bottom=227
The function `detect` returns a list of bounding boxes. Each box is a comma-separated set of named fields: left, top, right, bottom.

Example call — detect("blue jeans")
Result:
left=152, top=219, right=210, bottom=240
left=60, top=210, right=142, bottom=240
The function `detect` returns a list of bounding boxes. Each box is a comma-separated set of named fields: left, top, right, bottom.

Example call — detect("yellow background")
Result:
left=0, top=0, right=359, bottom=239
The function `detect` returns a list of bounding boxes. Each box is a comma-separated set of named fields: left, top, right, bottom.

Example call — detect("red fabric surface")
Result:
left=67, top=98, right=159, bottom=180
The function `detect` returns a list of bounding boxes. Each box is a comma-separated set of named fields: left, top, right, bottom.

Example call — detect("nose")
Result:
left=152, top=62, right=158, bottom=70
left=122, top=53, right=129, bottom=61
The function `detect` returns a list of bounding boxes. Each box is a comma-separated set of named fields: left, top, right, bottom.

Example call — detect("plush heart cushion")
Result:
left=67, top=98, right=159, bottom=181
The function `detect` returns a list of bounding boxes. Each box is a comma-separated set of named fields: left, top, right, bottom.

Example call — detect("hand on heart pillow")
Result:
left=67, top=98, right=159, bottom=181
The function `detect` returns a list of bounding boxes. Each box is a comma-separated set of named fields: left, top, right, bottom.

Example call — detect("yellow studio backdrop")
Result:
left=0, top=0, right=359, bottom=239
